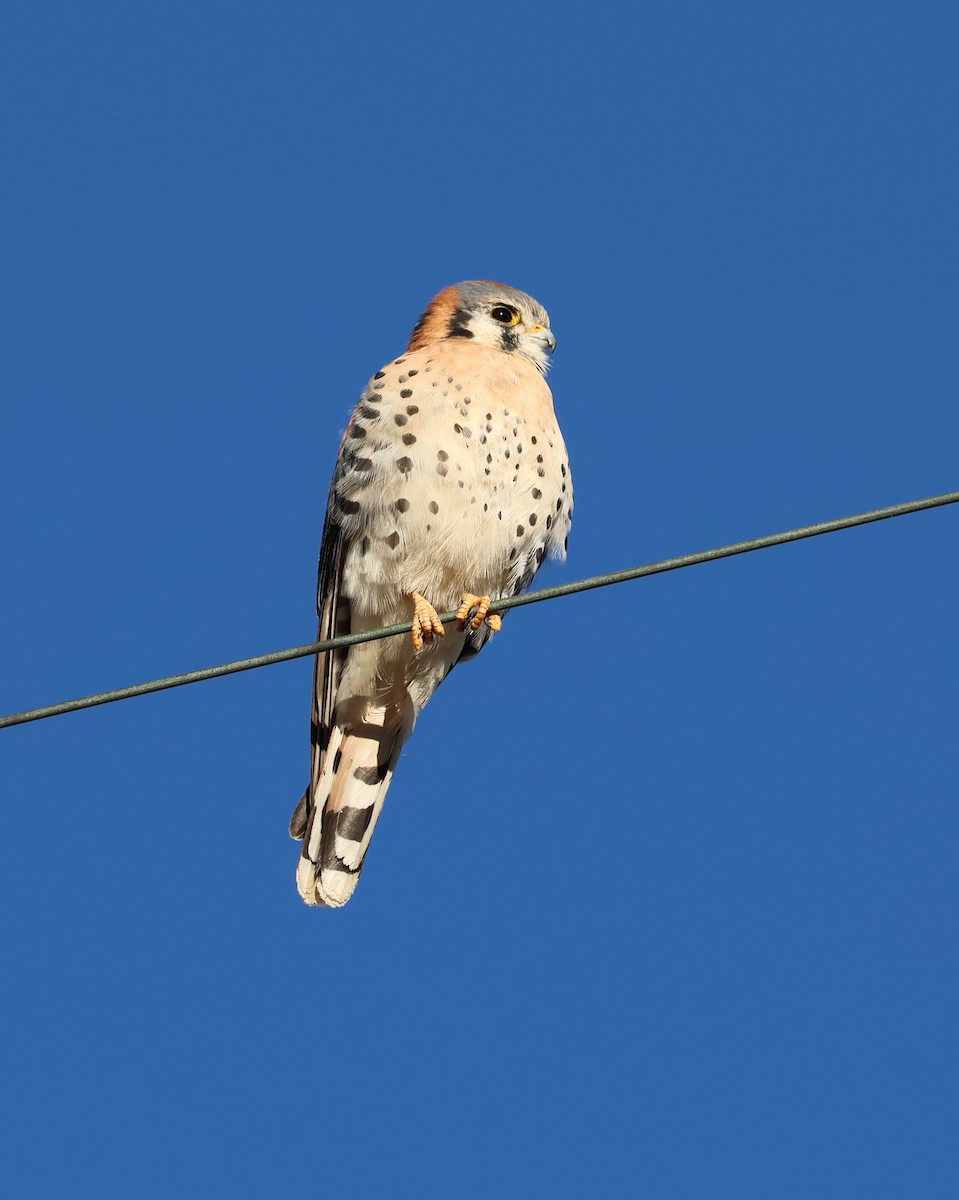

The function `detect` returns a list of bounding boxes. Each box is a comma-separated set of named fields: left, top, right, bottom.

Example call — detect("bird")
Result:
left=290, top=281, right=573, bottom=906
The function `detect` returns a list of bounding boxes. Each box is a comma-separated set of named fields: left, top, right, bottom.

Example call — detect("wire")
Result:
left=2, top=489, right=957, bottom=730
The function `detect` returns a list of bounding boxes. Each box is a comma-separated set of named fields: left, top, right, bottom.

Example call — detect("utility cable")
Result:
left=2, top=489, right=956, bottom=730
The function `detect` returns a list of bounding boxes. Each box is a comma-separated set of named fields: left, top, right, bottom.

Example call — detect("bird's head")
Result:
left=407, top=280, right=556, bottom=374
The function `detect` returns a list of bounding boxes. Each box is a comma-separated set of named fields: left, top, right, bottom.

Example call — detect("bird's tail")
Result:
left=290, top=705, right=408, bottom=907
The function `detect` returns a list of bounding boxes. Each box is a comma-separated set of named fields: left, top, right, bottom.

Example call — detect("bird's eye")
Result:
left=490, top=305, right=521, bottom=326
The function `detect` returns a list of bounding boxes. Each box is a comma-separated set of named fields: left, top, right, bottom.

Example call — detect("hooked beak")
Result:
left=528, top=324, right=556, bottom=353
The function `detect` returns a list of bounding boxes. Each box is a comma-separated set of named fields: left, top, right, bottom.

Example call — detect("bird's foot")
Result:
left=410, top=592, right=446, bottom=651
left=456, top=592, right=503, bottom=633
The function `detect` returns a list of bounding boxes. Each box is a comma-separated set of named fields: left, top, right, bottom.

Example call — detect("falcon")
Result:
left=290, top=281, right=573, bottom=906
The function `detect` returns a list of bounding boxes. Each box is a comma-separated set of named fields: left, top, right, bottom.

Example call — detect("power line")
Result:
left=2, top=489, right=957, bottom=730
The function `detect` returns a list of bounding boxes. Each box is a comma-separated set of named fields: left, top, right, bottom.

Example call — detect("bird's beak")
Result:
left=528, top=324, right=557, bottom=353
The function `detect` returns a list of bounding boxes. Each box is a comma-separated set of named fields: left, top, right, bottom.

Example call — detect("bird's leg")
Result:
left=456, top=592, right=503, bottom=633
left=410, top=592, right=446, bottom=651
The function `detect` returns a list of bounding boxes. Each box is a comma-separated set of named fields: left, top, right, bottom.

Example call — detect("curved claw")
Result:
left=410, top=592, right=445, bottom=651
left=456, top=593, right=502, bottom=634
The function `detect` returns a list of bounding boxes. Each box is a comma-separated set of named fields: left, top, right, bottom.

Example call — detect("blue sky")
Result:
left=2, top=3, right=958, bottom=1196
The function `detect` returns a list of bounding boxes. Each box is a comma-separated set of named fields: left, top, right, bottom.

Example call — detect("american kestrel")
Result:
left=290, top=281, right=573, bottom=906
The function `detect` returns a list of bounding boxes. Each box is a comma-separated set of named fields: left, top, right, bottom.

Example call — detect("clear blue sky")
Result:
left=3, top=3, right=958, bottom=1196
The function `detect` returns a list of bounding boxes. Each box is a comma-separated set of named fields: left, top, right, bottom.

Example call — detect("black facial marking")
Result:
left=499, top=328, right=520, bottom=353
left=448, top=307, right=475, bottom=339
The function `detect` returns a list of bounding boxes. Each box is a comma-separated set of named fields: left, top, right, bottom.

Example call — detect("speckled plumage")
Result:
left=291, top=281, right=572, bottom=906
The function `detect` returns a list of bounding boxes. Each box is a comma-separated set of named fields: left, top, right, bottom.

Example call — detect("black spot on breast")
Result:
left=373, top=371, right=385, bottom=380
left=516, top=524, right=525, bottom=537
left=406, top=405, right=419, bottom=415
left=402, top=433, right=416, bottom=445
left=396, top=456, right=412, bottom=473
left=407, top=369, right=419, bottom=377
left=394, top=498, right=410, bottom=513
left=537, top=467, right=545, bottom=477
left=437, top=450, right=449, bottom=461
left=454, top=423, right=462, bottom=433
left=531, top=435, right=538, bottom=445
left=437, top=463, right=448, bottom=476
left=532, top=488, right=542, bottom=499
left=360, top=404, right=381, bottom=420
left=545, top=515, right=552, bottom=529
left=561, top=463, right=567, bottom=477
left=400, top=389, right=413, bottom=399
left=360, top=536, right=370, bottom=555
left=384, top=532, right=400, bottom=549
left=337, top=497, right=361, bottom=515
left=353, top=457, right=373, bottom=472
left=504, top=449, right=510, bottom=459
left=536, top=454, right=544, bottom=463
left=394, top=413, right=408, bottom=426
left=529, top=514, right=537, bottom=526
left=509, top=548, right=517, bottom=561
left=428, top=501, right=439, bottom=514
left=349, top=425, right=367, bottom=439
left=556, top=498, right=563, bottom=510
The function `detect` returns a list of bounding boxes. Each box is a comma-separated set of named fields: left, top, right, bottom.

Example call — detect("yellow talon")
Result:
left=456, top=592, right=501, bottom=633
left=410, top=592, right=445, bottom=651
